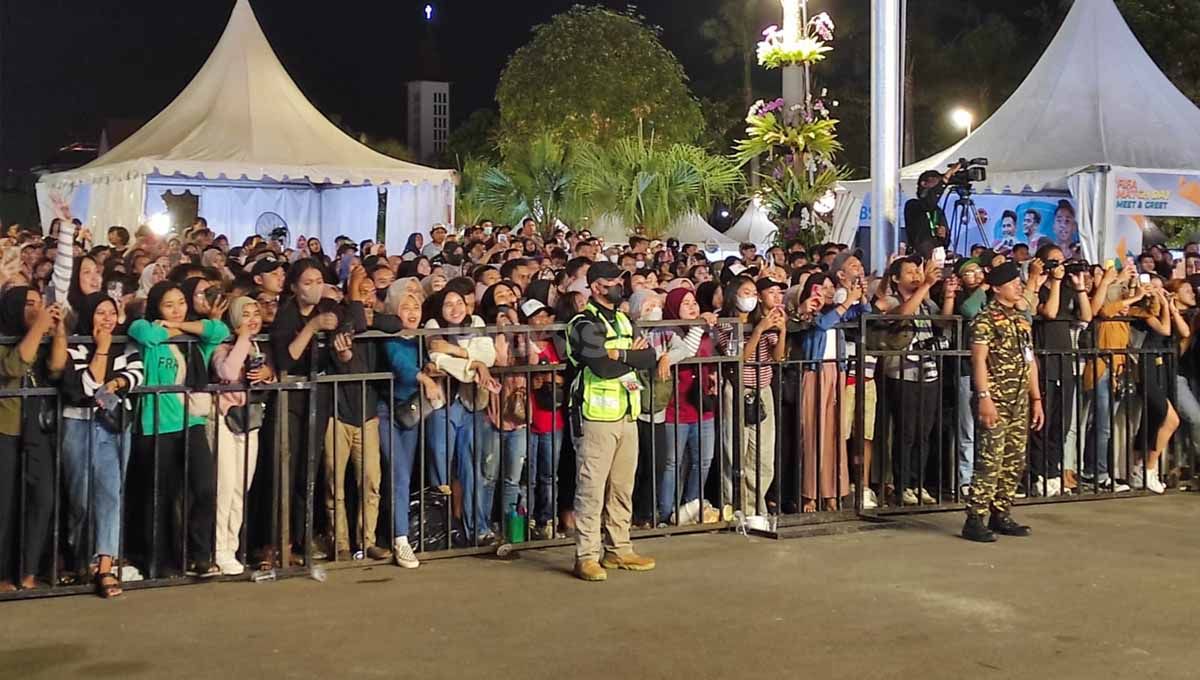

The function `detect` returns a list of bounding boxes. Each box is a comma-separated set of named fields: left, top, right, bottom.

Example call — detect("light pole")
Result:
left=870, top=0, right=902, bottom=274
left=951, top=107, right=974, bottom=138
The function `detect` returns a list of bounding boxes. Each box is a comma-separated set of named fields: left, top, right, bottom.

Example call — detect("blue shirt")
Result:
left=384, top=337, right=420, bottom=402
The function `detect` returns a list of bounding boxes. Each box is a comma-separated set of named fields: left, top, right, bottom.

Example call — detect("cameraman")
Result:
left=904, top=163, right=962, bottom=258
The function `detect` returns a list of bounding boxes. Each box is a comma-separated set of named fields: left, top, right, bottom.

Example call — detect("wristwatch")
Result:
left=976, top=390, right=991, bottom=400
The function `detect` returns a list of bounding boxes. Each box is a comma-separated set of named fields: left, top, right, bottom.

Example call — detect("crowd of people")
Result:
left=0, top=201, right=1198, bottom=596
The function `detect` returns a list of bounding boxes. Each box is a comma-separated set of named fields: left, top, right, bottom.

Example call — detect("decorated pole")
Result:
left=870, top=0, right=902, bottom=274
left=780, top=0, right=805, bottom=112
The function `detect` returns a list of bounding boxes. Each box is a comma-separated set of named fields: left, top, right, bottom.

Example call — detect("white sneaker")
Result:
left=919, top=488, right=937, bottom=505
left=216, top=559, right=245, bottom=576
left=1029, top=475, right=1046, bottom=497
left=901, top=488, right=919, bottom=506
left=393, top=538, right=420, bottom=569
left=1146, top=470, right=1166, bottom=494
left=1044, top=478, right=1062, bottom=497
left=861, top=487, right=879, bottom=509
left=1128, top=466, right=1145, bottom=489
left=671, top=499, right=703, bottom=525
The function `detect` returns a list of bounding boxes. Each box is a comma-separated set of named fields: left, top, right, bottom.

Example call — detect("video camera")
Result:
left=947, top=157, right=988, bottom=188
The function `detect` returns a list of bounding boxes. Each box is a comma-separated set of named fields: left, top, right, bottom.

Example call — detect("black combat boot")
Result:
left=961, top=514, right=997, bottom=543
left=988, top=512, right=1031, bottom=536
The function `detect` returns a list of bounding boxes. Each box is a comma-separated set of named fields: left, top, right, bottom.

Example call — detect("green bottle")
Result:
left=506, top=495, right=527, bottom=545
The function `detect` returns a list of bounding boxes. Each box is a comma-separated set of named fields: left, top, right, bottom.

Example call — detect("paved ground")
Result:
left=2, top=494, right=1199, bottom=680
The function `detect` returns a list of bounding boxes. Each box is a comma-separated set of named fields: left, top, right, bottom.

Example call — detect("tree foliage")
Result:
left=476, top=133, right=577, bottom=238
left=496, top=6, right=705, bottom=147
left=444, top=109, right=500, bottom=166
left=573, top=136, right=744, bottom=239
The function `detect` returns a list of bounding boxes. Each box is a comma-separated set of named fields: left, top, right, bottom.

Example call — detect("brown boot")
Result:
left=600, top=552, right=656, bottom=572
left=365, top=545, right=393, bottom=561
left=574, top=559, right=607, bottom=582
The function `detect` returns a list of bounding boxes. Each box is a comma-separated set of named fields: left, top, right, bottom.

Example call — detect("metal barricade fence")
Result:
left=0, top=310, right=1188, bottom=601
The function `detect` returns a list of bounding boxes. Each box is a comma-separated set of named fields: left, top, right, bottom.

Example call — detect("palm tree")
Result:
left=574, top=136, right=743, bottom=239
left=477, top=133, right=576, bottom=238
left=454, top=157, right=491, bottom=228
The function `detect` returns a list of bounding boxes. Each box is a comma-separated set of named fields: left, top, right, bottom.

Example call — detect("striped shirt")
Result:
left=62, top=344, right=145, bottom=421
left=716, top=324, right=778, bottom=389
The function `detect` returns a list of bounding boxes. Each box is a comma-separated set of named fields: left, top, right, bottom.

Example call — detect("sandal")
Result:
left=255, top=546, right=279, bottom=572
left=94, top=572, right=122, bottom=599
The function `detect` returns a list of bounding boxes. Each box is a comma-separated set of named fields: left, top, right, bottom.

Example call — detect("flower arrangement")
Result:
left=735, top=6, right=847, bottom=247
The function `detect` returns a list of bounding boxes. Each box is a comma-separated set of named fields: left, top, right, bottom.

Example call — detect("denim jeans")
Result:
left=956, top=375, right=975, bottom=486
left=1083, top=371, right=1112, bottom=480
left=658, top=419, right=715, bottom=520
left=1173, top=375, right=1200, bottom=456
left=464, top=422, right=527, bottom=539
left=529, top=431, right=563, bottom=524
left=377, top=401, right=419, bottom=539
left=425, top=399, right=475, bottom=488
left=61, top=417, right=132, bottom=561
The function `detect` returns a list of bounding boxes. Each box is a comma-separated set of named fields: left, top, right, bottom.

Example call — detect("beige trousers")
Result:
left=574, top=418, right=639, bottom=562
left=214, top=415, right=259, bottom=563
left=721, top=382, right=776, bottom=516
left=323, top=418, right=382, bottom=552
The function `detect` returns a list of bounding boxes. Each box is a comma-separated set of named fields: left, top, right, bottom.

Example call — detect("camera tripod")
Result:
left=941, top=185, right=991, bottom=255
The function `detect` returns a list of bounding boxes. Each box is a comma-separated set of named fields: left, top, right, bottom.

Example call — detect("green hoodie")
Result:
left=129, top=318, right=229, bottom=435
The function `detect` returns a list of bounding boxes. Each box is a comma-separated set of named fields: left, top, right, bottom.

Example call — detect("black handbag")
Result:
left=393, top=391, right=436, bottom=430
left=225, top=402, right=265, bottom=434
left=743, top=391, right=768, bottom=426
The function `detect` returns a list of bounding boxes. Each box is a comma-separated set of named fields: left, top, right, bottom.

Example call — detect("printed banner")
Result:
left=858, top=191, right=1078, bottom=256
left=1113, top=170, right=1200, bottom=217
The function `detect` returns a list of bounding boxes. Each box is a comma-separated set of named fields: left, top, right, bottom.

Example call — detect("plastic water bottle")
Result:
left=251, top=568, right=277, bottom=583
left=309, top=566, right=327, bottom=583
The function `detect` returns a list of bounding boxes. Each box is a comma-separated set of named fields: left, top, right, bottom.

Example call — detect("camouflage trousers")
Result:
left=967, top=394, right=1028, bottom=518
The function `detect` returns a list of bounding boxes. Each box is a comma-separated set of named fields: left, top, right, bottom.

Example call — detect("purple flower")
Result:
left=761, top=98, right=785, bottom=115
left=810, top=12, right=834, bottom=42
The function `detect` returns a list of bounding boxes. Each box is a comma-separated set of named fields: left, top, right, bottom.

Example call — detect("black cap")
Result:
left=756, top=277, right=786, bottom=293
left=986, top=261, right=1020, bottom=287
left=251, top=258, right=285, bottom=276
left=586, top=261, right=622, bottom=285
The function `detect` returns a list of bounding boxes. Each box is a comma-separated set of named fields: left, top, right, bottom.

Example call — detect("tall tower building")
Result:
left=406, top=81, right=449, bottom=165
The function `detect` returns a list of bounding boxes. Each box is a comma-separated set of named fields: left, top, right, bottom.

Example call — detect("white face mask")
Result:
left=643, top=307, right=663, bottom=321
left=608, top=254, right=619, bottom=263
left=736, top=296, right=758, bottom=313
left=834, top=287, right=848, bottom=305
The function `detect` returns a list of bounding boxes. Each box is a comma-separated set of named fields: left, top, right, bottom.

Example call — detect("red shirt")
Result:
left=665, top=331, right=715, bottom=424
left=530, top=340, right=565, bottom=434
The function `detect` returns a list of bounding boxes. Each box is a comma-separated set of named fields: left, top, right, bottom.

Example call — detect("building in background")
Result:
left=406, top=80, right=450, bottom=165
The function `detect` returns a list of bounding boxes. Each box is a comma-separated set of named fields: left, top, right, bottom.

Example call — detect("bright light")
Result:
left=424, top=4, right=433, bottom=21
left=950, top=107, right=974, bottom=133
left=720, top=209, right=730, bottom=218
left=149, top=212, right=172, bottom=236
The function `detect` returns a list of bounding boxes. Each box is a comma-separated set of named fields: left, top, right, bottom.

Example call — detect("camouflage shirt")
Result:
left=970, top=299, right=1032, bottom=402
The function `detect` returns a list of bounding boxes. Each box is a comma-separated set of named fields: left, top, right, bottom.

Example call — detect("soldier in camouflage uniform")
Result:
left=962, top=261, right=1046, bottom=542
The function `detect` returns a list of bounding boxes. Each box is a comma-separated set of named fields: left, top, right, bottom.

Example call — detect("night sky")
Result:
left=0, top=0, right=757, bottom=172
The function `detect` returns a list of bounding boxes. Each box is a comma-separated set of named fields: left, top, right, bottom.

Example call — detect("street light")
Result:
left=951, top=107, right=974, bottom=137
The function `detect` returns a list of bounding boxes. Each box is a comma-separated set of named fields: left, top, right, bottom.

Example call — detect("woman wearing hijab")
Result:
left=378, top=289, right=438, bottom=569
left=0, top=288, right=66, bottom=592
left=659, top=288, right=721, bottom=525
left=60, top=293, right=144, bottom=597
left=402, top=233, right=424, bottom=258
left=209, top=297, right=275, bottom=575
left=128, top=280, right=230, bottom=578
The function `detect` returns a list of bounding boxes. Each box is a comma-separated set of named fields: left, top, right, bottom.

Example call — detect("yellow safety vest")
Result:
left=567, top=303, right=641, bottom=422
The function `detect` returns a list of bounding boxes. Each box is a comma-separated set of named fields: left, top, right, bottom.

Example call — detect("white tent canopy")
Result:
left=589, top=212, right=739, bottom=249
left=37, top=0, right=455, bottom=247
left=840, top=0, right=1200, bottom=261
left=724, top=203, right=778, bottom=245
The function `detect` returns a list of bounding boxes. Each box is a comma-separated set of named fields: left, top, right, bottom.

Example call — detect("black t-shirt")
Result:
left=903, top=198, right=947, bottom=256
left=1035, top=281, right=1080, bottom=381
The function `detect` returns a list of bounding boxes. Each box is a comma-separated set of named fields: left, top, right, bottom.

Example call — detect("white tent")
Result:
left=37, top=0, right=455, bottom=248
left=724, top=203, right=778, bottom=245
left=839, top=0, right=1200, bottom=262
left=589, top=212, right=739, bottom=249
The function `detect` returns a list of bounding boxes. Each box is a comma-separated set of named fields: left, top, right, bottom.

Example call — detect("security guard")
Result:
left=963, top=261, right=1046, bottom=542
left=566, top=261, right=658, bottom=581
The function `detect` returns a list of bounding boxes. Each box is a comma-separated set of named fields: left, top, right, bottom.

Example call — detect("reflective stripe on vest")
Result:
left=567, top=303, right=641, bottom=421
